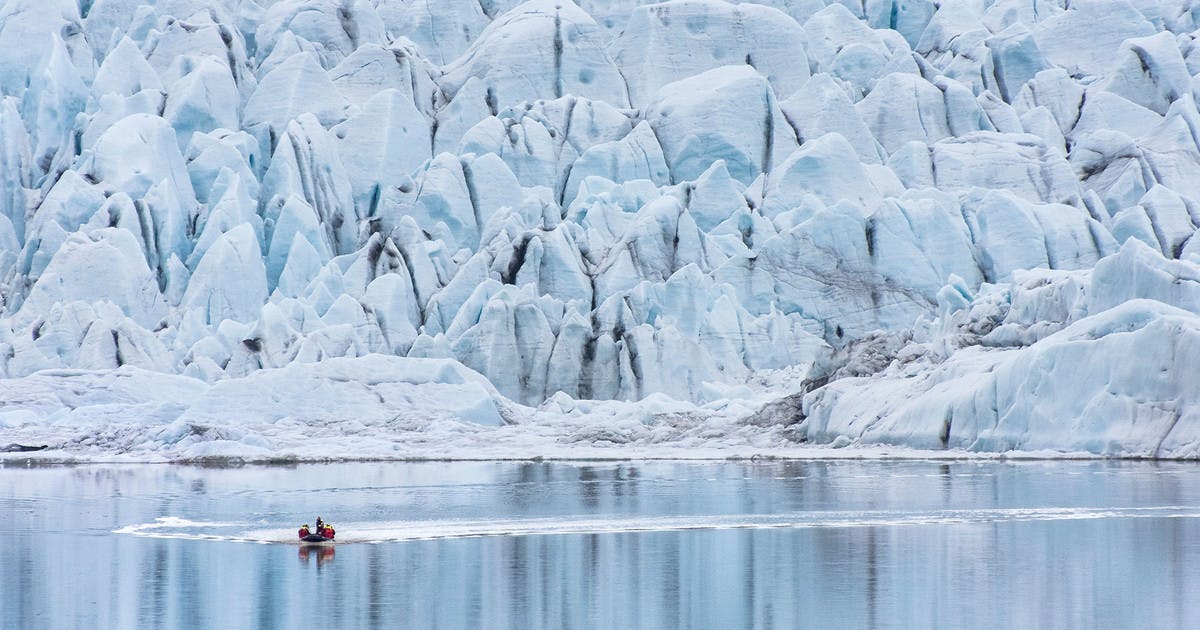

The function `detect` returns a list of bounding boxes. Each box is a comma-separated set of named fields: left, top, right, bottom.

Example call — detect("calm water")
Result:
left=4, top=460, right=1200, bottom=629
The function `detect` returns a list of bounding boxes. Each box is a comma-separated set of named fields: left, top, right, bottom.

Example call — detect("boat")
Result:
left=298, top=519, right=336, bottom=544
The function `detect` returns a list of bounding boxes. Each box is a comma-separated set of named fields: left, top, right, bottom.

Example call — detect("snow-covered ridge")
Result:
left=1, top=0, right=1199, bottom=459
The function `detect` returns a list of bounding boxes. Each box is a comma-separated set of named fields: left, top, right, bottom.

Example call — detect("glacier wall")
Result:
left=799, top=240, right=1200, bottom=457
left=1, top=0, right=1199, bottom=456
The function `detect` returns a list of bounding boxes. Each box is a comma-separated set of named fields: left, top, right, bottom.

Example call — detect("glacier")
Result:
left=1, top=0, right=1200, bottom=461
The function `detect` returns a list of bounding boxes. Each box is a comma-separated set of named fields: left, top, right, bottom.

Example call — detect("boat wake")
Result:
left=114, top=505, right=1200, bottom=545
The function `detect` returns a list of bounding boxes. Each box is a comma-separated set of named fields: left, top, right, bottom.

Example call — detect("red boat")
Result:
left=297, top=520, right=336, bottom=544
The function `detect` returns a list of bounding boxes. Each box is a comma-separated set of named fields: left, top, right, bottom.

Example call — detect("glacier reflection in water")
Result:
left=5, top=460, right=1200, bottom=629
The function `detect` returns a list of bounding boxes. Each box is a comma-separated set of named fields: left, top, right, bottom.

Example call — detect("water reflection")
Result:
left=298, top=545, right=335, bottom=567
left=4, top=461, right=1200, bottom=629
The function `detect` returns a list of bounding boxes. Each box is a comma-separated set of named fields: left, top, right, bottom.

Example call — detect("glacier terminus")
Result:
left=1, top=0, right=1199, bottom=461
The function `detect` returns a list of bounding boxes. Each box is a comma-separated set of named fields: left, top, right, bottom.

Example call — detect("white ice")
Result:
left=1, top=0, right=1199, bottom=461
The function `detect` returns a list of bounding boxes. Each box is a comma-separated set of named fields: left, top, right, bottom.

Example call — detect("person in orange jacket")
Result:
left=298, top=524, right=311, bottom=539
left=321, top=523, right=335, bottom=540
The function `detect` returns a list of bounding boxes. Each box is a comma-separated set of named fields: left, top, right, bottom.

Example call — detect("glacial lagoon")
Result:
left=5, top=460, right=1200, bottom=629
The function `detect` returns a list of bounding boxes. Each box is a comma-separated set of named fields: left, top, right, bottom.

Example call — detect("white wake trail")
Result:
left=115, top=506, right=1200, bottom=545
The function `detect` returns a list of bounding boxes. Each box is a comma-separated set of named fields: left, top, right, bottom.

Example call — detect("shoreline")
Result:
left=7, top=448, right=1200, bottom=466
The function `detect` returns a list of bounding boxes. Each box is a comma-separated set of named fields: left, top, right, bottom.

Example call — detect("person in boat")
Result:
left=298, top=524, right=311, bottom=540
left=321, top=522, right=335, bottom=540
left=315, top=516, right=324, bottom=531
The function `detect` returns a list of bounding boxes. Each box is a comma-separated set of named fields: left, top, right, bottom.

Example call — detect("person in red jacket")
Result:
left=321, top=523, right=335, bottom=540
left=298, top=524, right=311, bottom=539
